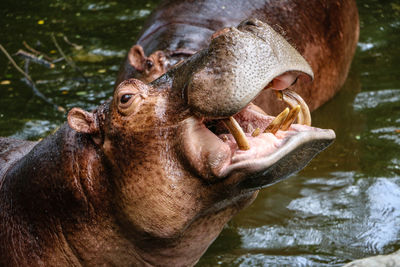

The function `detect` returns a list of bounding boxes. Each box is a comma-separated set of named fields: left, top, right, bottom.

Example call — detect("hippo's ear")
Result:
left=67, top=108, right=99, bottom=135
left=128, top=45, right=146, bottom=72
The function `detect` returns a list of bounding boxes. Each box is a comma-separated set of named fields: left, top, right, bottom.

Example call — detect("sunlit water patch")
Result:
left=10, top=120, right=59, bottom=140
left=356, top=178, right=400, bottom=253
left=353, top=89, right=400, bottom=110
left=233, top=254, right=331, bottom=267
left=357, top=42, right=374, bottom=51
left=216, top=174, right=400, bottom=266
left=116, top=9, right=152, bottom=21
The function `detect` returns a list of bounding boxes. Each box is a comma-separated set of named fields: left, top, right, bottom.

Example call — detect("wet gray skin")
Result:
left=184, top=19, right=314, bottom=118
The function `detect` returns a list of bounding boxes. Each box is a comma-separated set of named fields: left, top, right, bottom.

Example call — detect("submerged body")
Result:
left=116, top=0, right=359, bottom=115
left=0, top=20, right=335, bottom=266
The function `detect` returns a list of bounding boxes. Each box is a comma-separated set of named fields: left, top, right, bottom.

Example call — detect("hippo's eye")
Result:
left=115, top=82, right=148, bottom=116
left=145, top=60, right=154, bottom=70
left=117, top=92, right=146, bottom=116
left=120, top=94, right=133, bottom=104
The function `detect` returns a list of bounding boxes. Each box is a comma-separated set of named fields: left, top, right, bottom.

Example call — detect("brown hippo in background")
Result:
left=116, top=0, right=359, bottom=115
left=0, top=20, right=335, bottom=266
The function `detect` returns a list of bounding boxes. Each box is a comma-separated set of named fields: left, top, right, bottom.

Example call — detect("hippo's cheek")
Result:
left=178, top=116, right=232, bottom=180
left=113, top=187, right=201, bottom=239
left=104, top=138, right=207, bottom=239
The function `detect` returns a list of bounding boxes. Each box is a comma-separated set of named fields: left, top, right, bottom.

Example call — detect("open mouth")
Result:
left=179, top=80, right=335, bottom=185
left=177, top=18, right=335, bottom=186
left=212, top=88, right=312, bottom=152
left=204, top=86, right=319, bottom=171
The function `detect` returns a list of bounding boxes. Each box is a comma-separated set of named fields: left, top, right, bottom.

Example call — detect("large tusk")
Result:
left=223, top=117, right=250, bottom=150
left=281, top=105, right=301, bottom=131
left=276, top=90, right=311, bottom=126
left=264, top=108, right=290, bottom=134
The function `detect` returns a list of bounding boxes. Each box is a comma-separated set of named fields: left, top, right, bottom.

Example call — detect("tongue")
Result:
left=269, top=72, right=299, bottom=90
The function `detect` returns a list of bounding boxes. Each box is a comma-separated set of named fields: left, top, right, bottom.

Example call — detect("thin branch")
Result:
left=24, top=59, right=30, bottom=74
left=52, top=57, right=65, bottom=63
left=15, top=49, right=55, bottom=69
left=22, top=41, right=53, bottom=61
left=51, top=33, right=88, bottom=85
left=22, top=78, right=65, bottom=113
left=63, top=35, right=83, bottom=50
left=0, top=44, right=35, bottom=84
left=0, top=44, right=66, bottom=113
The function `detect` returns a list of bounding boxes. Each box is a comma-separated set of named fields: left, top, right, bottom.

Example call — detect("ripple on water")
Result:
left=369, top=127, right=400, bottom=145
left=355, top=178, right=400, bottom=253
left=86, top=3, right=112, bottom=11
left=357, top=42, right=375, bottom=51
left=11, top=120, right=59, bottom=140
left=234, top=253, right=333, bottom=267
left=116, top=9, right=151, bottom=21
left=389, top=158, right=400, bottom=172
left=233, top=173, right=400, bottom=266
left=353, top=89, right=400, bottom=110
left=239, top=226, right=323, bottom=249
left=287, top=172, right=356, bottom=219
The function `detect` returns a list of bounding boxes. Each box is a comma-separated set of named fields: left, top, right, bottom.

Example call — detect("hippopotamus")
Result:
left=115, top=0, right=359, bottom=115
left=0, top=19, right=335, bottom=266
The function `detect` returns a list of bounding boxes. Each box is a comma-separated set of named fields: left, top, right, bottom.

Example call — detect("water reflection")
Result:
left=10, top=119, right=58, bottom=140
left=200, top=174, right=400, bottom=266
left=354, top=89, right=400, bottom=110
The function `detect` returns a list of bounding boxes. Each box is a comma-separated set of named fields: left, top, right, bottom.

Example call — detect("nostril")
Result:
left=244, top=20, right=257, bottom=26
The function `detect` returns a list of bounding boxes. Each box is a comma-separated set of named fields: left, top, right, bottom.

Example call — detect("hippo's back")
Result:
left=137, top=0, right=268, bottom=54
left=0, top=138, right=37, bottom=182
left=134, top=0, right=358, bottom=114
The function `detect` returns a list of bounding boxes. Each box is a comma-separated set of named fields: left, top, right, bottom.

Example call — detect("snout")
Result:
left=186, top=19, right=313, bottom=119
left=176, top=19, right=334, bottom=188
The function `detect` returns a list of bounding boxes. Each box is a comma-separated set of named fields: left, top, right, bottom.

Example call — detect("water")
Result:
left=1, top=0, right=399, bottom=266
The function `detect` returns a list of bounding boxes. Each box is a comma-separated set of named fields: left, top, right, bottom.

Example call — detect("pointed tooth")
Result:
left=281, top=105, right=301, bottom=131
left=285, top=90, right=311, bottom=126
left=264, top=107, right=289, bottom=134
left=252, top=127, right=261, bottom=137
left=223, top=117, right=250, bottom=150
left=296, top=110, right=305, bottom=125
left=276, top=89, right=311, bottom=126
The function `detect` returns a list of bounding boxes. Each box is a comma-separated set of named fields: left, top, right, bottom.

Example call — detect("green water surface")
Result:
left=1, top=0, right=400, bottom=266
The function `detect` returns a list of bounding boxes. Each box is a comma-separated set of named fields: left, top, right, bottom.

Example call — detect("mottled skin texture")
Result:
left=0, top=20, right=335, bottom=266
left=0, top=80, right=252, bottom=266
left=116, top=0, right=359, bottom=115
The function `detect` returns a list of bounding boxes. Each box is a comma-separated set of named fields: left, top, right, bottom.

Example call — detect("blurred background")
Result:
left=0, top=0, right=399, bottom=266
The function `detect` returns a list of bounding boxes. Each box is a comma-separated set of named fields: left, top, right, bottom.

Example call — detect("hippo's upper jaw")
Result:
left=174, top=19, right=335, bottom=190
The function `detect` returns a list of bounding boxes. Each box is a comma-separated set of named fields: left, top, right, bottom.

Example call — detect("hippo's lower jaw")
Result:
left=179, top=100, right=335, bottom=189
